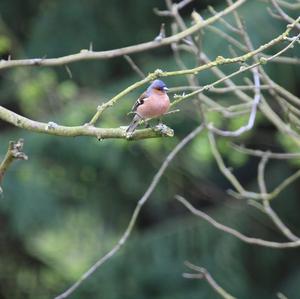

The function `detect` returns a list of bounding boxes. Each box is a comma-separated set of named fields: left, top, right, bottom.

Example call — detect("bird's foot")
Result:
left=126, top=132, right=134, bottom=139
left=153, top=123, right=174, bottom=137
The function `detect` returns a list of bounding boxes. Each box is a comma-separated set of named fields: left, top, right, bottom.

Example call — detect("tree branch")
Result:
left=1, top=19, right=298, bottom=133
left=170, top=26, right=300, bottom=108
left=208, top=65, right=261, bottom=137
left=124, top=55, right=146, bottom=78
left=268, top=168, right=300, bottom=200
left=183, top=261, right=237, bottom=299
left=176, top=195, right=300, bottom=248
left=0, top=0, right=246, bottom=71
left=257, top=153, right=299, bottom=241
left=0, top=106, right=174, bottom=140
left=270, top=0, right=300, bottom=30
left=231, top=144, right=300, bottom=159
left=0, top=139, right=28, bottom=193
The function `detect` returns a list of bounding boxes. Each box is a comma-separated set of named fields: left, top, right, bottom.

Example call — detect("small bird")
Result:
left=126, top=79, right=170, bottom=134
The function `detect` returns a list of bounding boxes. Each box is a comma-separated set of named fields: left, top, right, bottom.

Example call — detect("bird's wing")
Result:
left=131, top=92, right=149, bottom=112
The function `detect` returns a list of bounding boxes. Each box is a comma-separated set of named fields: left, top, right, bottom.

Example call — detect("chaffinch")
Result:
left=126, top=79, right=170, bottom=134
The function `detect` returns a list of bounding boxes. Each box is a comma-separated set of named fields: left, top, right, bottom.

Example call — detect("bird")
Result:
left=126, top=79, right=170, bottom=134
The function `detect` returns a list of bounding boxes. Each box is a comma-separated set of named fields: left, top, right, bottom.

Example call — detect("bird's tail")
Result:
left=126, top=114, right=142, bottom=134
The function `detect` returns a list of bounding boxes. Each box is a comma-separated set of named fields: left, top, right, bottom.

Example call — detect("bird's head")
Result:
left=147, top=79, right=169, bottom=94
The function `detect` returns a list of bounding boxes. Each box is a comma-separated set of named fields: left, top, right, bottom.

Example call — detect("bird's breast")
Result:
left=137, top=94, right=170, bottom=118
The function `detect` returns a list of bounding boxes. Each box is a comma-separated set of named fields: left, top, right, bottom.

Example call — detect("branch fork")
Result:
left=0, top=139, right=28, bottom=194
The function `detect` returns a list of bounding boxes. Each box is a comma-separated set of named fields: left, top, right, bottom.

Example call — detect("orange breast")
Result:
left=137, top=93, right=170, bottom=119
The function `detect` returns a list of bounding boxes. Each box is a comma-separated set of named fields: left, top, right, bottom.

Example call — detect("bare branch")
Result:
left=231, top=144, right=300, bottom=159
left=209, top=4, right=241, bottom=34
left=208, top=66, right=261, bottom=137
left=198, top=51, right=300, bottom=147
left=207, top=130, right=247, bottom=195
left=1, top=18, right=298, bottom=133
left=205, top=2, right=298, bottom=137
left=183, top=261, right=237, bottom=299
left=276, top=0, right=300, bottom=10
left=124, top=55, right=145, bottom=78
left=269, top=168, right=300, bottom=200
left=0, top=139, right=28, bottom=193
left=0, top=0, right=246, bottom=71
left=171, top=27, right=300, bottom=108
left=176, top=195, right=300, bottom=248
left=170, top=84, right=272, bottom=93
left=257, top=153, right=299, bottom=241
left=209, top=130, right=300, bottom=202
left=177, top=0, right=195, bottom=10
left=0, top=106, right=173, bottom=140
left=258, top=154, right=269, bottom=195
left=261, top=54, right=300, bottom=64
left=205, top=25, right=247, bottom=51
left=270, top=0, right=300, bottom=29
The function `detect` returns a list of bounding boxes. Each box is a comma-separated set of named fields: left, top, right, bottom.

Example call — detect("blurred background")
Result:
left=0, top=0, right=300, bottom=298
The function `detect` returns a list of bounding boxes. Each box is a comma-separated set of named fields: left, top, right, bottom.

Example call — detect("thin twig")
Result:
left=3, top=26, right=296, bottom=138
left=177, top=0, right=195, bottom=10
left=231, top=144, right=300, bottom=159
left=276, top=0, right=300, bottom=10
left=207, top=130, right=247, bottom=195
left=257, top=153, right=299, bottom=241
left=261, top=54, right=300, bottom=64
left=171, top=29, right=300, bottom=108
left=183, top=261, right=237, bottom=299
left=170, top=84, right=271, bottom=93
left=270, top=0, right=300, bottom=30
left=268, top=168, right=300, bottom=200
left=207, top=8, right=300, bottom=143
left=198, top=50, right=300, bottom=147
left=207, top=131, right=300, bottom=202
left=208, top=65, right=261, bottom=137
left=1, top=17, right=296, bottom=131
left=206, top=25, right=247, bottom=51
left=209, top=4, right=241, bottom=34
left=124, top=55, right=145, bottom=78
left=176, top=195, right=300, bottom=248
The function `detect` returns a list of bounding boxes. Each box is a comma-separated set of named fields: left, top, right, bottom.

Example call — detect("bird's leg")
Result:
left=136, top=113, right=149, bottom=128
left=135, top=112, right=143, bottom=119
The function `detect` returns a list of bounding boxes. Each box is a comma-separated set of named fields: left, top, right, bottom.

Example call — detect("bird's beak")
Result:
left=163, top=87, right=169, bottom=91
